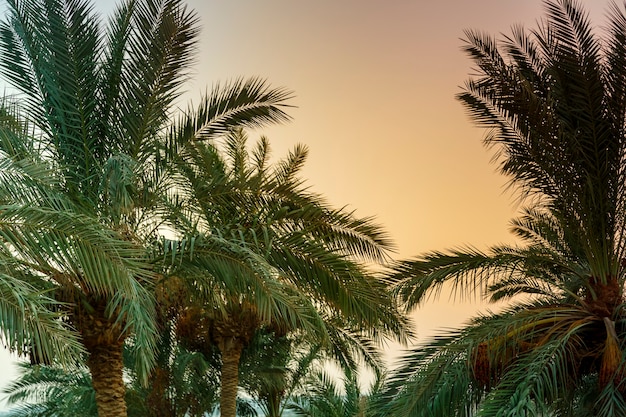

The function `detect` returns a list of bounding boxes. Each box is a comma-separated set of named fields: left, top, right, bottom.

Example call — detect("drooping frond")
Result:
left=0, top=270, right=82, bottom=366
left=3, top=363, right=97, bottom=417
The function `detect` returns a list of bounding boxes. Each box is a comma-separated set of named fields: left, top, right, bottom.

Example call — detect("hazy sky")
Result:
left=0, top=0, right=615, bottom=407
left=176, top=0, right=606, bottom=337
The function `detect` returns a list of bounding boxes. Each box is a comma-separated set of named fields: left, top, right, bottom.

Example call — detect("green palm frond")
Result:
left=324, top=321, right=383, bottom=374
left=477, top=341, right=573, bottom=416
left=0, top=0, right=102, bottom=194
left=167, top=77, right=293, bottom=153
left=0, top=270, right=82, bottom=366
left=288, top=368, right=379, bottom=417
left=384, top=301, right=597, bottom=416
left=271, top=141, right=309, bottom=186
left=168, top=349, right=220, bottom=414
left=0, top=205, right=152, bottom=292
left=3, top=363, right=97, bottom=417
left=118, top=0, right=200, bottom=160
left=390, top=245, right=525, bottom=306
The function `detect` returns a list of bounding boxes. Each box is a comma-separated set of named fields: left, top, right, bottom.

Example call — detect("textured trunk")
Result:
left=78, top=298, right=128, bottom=417
left=86, top=340, right=127, bottom=417
left=219, top=339, right=243, bottom=417
left=587, top=276, right=622, bottom=317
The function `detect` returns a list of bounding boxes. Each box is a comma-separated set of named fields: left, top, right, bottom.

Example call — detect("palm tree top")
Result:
left=384, top=1, right=626, bottom=415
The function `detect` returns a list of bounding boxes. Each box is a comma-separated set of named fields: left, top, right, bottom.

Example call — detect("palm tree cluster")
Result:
left=6, top=0, right=626, bottom=416
left=0, top=0, right=407, bottom=416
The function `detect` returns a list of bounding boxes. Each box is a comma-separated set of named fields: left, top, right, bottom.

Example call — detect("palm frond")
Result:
left=118, top=0, right=200, bottom=160
left=166, top=77, right=293, bottom=157
left=3, top=363, right=96, bottom=417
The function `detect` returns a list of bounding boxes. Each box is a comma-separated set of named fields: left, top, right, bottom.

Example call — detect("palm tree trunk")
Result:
left=587, top=276, right=622, bottom=317
left=77, top=299, right=129, bottom=417
left=86, top=340, right=127, bottom=417
left=219, top=338, right=244, bottom=417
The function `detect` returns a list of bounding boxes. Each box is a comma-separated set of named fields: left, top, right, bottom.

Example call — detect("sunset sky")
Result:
left=177, top=0, right=607, bottom=339
left=0, top=0, right=616, bottom=405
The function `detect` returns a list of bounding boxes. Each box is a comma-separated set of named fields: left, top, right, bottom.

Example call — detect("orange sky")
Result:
left=177, top=0, right=612, bottom=364
left=181, top=0, right=605, bottom=257
left=177, top=0, right=607, bottom=340
left=0, top=0, right=615, bottom=404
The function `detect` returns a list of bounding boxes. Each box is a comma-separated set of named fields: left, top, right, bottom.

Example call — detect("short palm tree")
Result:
left=166, top=129, right=407, bottom=417
left=124, top=324, right=221, bottom=417
left=242, top=320, right=387, bottom=417
left=0, top=0, right=293, bottom=415
left=387, top=0, right=626, bottom=415
left=3, top=363, right=99, bottom=417
left=287, top=368, right=385, bottom=417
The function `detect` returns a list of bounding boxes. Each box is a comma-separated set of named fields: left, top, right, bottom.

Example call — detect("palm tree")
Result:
left=242, top=320, right=386, bottom=417
left=3, top=363, right=100, bottom=417
left=0, top=0, right=293, bottom=415
left=387, top=0, right=626, bottom=415
left=166, top=129, right=407, bottom=417
left=124, top=324, right=222, bottom=417
left=287, top=368, right=385, bottom=417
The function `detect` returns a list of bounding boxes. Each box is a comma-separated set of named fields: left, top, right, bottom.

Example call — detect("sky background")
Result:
left=0, top=0, right=614, bottom=407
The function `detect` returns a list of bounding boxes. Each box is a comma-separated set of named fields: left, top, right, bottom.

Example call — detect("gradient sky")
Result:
left=177, top=0, right=606, bottom=338
left=0, top=0, right=615, bottom=406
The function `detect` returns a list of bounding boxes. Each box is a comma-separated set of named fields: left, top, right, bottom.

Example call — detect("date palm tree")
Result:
left=3, top=363, right=100, bottom=417
left=242, top=317, right=387, bottom=417
left=167, top=129, right=407, bottom=417
left=387, top=0, right=626, bottom=415
left=287, top=368, right=386, bottom=417
left=0, top=0, right=292, bottom=415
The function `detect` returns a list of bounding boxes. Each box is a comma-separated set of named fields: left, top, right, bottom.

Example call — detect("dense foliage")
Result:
left=6, top=0, right=626, bottom=416
left=387, top=0, right=626, bottom=415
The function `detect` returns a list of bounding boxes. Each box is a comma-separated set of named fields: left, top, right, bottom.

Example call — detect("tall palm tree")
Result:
left=387, top=0, right=626, bottom=415
left=167, top=129, right=407, bottom=417
left=0, top=0, right=293, bottom=415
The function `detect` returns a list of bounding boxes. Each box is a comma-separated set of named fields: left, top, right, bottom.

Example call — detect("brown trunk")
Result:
left=86, top=340, right=127, bottom=417
left=219, top=338, right=243, bottom=417
left=145, top=366, right=175, bottom=417
left=587, top=276, right=622, bottom=317
left=76, top=298, right=128, bottom=417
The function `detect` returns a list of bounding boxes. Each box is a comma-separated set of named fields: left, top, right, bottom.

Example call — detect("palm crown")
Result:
left=387, top=1, right=626, bottom=415
left=165, top=128, right=407, bottom=417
